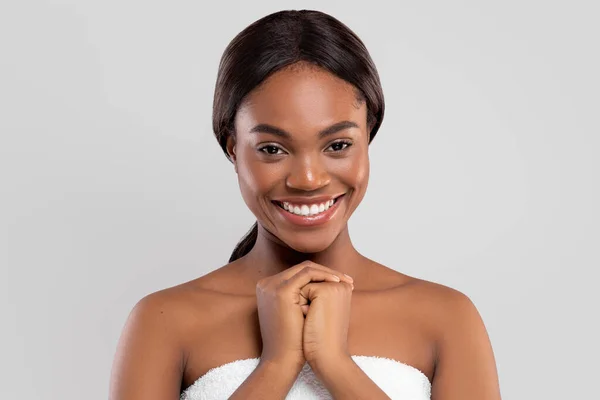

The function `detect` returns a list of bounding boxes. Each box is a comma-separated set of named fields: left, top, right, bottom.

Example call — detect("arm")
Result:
left=229, top=357, right=305, bottom=400
left=310, top=356, right=391, bottom=400
left=109, top=293, right=184, bottom=400
left=431, top=291, right=502, bottom=400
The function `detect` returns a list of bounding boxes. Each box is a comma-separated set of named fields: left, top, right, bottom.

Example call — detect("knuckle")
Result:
left=256, top=278, right=268, bottom=290
left=302, top=266, right=315, bottom=274
left=333, top=282, right=349, bottom=293
left=276, top=278, right=289, bottom=290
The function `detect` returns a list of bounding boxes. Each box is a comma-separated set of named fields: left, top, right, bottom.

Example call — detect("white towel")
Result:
left=181, top=355, right=431, bottom=399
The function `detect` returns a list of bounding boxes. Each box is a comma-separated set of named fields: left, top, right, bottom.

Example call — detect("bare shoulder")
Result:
left=384, top=272, right=500, bottom=398
left=132, top=263, right=251, bottom=334
left=111, top=263, right=253, bottom=396
left=386, top=270, right=488, bottom=336
left=127, top=282, right=205, bottom=335
left=109, top=282, right=201, bottom=398
left=362, top=257, right=477, bottom=312
left=398, top=275, right=480, bottom=316
left=368, top=260, right=489, bottom=344
left=118, top=262, right=249, bottom=359
left=113, top=277, right=220, bottom=366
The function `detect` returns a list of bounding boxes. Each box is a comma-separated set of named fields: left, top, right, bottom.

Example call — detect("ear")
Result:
left=225, top=134, right=238, bottom=173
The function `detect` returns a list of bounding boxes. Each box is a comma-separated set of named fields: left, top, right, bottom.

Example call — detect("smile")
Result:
left=271, top=194, right=346, bottom=226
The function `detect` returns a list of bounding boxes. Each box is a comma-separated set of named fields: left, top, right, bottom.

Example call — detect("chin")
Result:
left=281, top=234, right=336, bottom=254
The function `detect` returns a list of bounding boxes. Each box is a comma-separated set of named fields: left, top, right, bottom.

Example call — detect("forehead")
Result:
left=236, top=64, right=366, bottom=133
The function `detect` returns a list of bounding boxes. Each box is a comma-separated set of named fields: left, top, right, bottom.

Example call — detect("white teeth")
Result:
left=278, top=198, right=338, bottom=217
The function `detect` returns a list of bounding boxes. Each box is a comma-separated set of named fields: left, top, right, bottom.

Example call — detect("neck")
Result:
left=242, top=223, right=364, bottom=278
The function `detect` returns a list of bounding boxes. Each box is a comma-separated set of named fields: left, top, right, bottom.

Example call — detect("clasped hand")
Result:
left=255, top=260, right=354, bottom=371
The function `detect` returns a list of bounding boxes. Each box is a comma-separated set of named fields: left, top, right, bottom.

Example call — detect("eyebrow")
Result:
left=249, top=120, right=359, bottom=139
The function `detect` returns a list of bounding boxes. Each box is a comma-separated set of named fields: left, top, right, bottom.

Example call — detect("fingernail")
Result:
left=333, top=275, right=341, bottom=282
left=343, top=273, right=353, bottom=282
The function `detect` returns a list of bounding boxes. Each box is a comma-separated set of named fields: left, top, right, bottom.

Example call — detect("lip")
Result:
left=272, top=193, right=346, bottom=227
left=271, top=194, right=346, bottom=204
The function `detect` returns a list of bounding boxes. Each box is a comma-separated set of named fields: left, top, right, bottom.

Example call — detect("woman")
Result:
left=109, top=9, right=501, bottom=400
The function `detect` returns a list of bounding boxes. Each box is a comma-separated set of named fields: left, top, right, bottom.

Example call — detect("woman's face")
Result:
left=228, top=64, right=370, bottom=253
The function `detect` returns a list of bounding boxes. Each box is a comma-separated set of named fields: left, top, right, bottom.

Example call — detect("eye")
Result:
left=326, top=140, right=353, bottom=152
left=258, top=144, right=285, bottom=155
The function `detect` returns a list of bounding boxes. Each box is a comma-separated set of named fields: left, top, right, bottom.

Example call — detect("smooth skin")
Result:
left=109, top=62, right=501, bottom=399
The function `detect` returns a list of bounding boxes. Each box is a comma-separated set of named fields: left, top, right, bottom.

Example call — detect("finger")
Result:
left=306, top=261, right=354, bottom=284
left=301, top=305, right=309, bottom=316
left=284, top=267, right=343, bottom=292
left=300, top=281, right=354, bottom=301
left=279, top=261, right=353, bottom=284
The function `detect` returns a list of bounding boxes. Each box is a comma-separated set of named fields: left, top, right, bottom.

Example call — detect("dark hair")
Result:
left=213, top=10, right=385, bottom=263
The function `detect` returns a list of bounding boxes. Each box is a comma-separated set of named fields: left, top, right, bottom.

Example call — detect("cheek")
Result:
left=352, top=160, right=370, bottom=208
left=236, top=149, right=282, bottom=202
left=355, top=153, right=370, bottom=186
left=336, top=148, right=370, bottom=190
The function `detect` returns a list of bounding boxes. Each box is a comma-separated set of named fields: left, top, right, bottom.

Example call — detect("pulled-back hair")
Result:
left=212, top=10, right=385, bottom=262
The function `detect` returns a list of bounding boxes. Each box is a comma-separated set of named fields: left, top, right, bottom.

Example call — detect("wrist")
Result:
left=308, top=352, right=353, bottom=377
left=259, top=354, right=306, bottom=374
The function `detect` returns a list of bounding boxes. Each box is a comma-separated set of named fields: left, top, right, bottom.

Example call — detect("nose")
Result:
left=286, top=155, right=331, bottom=191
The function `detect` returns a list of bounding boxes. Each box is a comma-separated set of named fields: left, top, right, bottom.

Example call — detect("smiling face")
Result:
left=227, top=62, right=371, bottom=253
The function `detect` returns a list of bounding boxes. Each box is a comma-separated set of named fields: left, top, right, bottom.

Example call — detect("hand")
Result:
left=299, top=261, right=354, bottom=368
left=255, top=260, right=353, bottom=369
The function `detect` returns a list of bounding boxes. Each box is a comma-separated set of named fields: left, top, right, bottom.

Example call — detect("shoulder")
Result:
left=363, top=260, right=486, bottom=337
left=126, top=285, right=196, bottom=337
left=129, top=266, right=245, bottom=335
left=109, top=284, right=198, bottom=398
left=131, top=261, right=256, bottom=334
left=390, top=275, right=486, bottom=336
left=117, top=264, right=241, bottom=358
left=394, top=277, right=500, bottom=397
left=366, top=259, right=477, bottom=313
left=399, top=277, right=480, bottom=316
left=366, top=259, right=487, bottom=341
left=115, top=283, right=203, bottom=366
left=110, top=267, right=241, bottom=398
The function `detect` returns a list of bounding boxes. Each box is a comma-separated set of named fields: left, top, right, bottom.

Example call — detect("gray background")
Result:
left=1, top=1, right=598, bottom=399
